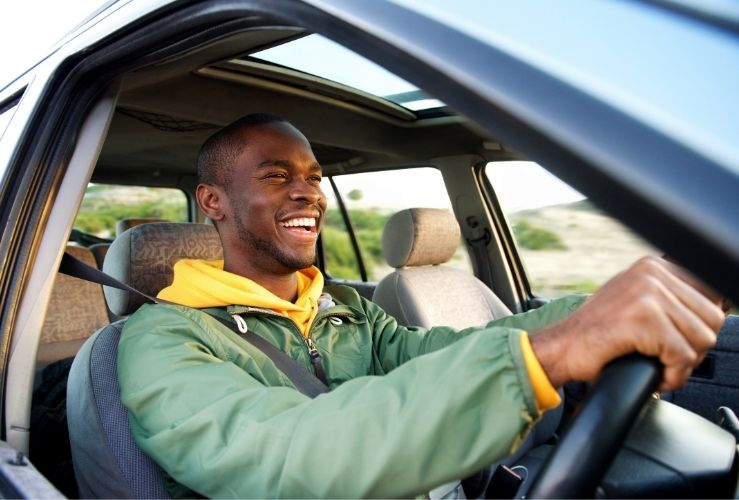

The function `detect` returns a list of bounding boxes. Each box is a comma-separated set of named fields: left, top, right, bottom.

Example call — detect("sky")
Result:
left=0, top=0, right=106, bottom=87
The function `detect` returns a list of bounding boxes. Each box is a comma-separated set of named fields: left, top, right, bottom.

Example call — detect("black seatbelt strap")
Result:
left=59, top=251, right=329, bottom=398
left=206, top=314, right=328, bottom=397
left=467, top=228, right=496, bottom=288
left=60, top=252, right=163, bottom=304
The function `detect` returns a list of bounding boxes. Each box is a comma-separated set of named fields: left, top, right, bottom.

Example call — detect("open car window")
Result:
left=486, top=161, right=659, bottom=297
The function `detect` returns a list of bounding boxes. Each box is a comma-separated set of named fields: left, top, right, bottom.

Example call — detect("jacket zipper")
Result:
left=230, top=308, right=352, bottom=386
left=304, top=336, right=327, bottom=385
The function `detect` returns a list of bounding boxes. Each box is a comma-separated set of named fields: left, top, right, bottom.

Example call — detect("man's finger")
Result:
left=638, top=257, right=726, bottom=332
left=649, top=278, right=718, bottom=357
left=659, top=257, right=725, bottom=309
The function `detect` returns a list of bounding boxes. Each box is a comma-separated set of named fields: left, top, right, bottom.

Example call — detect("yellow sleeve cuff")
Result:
left=520, top=332, right=561, bottom=411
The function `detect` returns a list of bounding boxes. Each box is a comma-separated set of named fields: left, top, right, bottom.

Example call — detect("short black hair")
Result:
left=197, top=113, right=287, bottom=186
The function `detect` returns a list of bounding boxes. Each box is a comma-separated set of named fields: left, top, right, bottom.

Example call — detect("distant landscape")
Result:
left=74, top=185, right=188, bottom=238
left=74, top=186, right=657, bottom=297
left=509, top=200, right=657, bottom=297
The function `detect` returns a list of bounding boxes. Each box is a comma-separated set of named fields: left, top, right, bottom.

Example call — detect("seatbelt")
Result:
left=206, top=315, right=328, bottom=397
left=60, top=253, right=163, bottom=304
left=467, top=227, right=496, bottom=289
left=59, top=252, right=329, bottom=398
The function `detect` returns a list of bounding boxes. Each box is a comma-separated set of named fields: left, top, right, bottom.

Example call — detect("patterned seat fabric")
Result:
left=69, top=222, right=223, bottom=498
left=38, top=245, right=111, bottom=367
left=103, top=222, right=223, bottom=316
left=115, top=217, right=168, bottom=237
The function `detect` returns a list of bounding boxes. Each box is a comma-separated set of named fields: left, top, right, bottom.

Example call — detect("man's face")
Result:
left=222, top=122, right=327, bottom=274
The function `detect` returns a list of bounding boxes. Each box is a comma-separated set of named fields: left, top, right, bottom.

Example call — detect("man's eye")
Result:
left=309, top=176, right=322, bottom=183
left=265, top=172, right=287, bottom=179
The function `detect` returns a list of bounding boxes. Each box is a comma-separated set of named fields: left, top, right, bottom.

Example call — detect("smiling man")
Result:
left=117, top=113, right=725, bottom=498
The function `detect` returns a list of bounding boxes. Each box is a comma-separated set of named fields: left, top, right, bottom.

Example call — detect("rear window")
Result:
left=73, top=184, right=188, bottom=238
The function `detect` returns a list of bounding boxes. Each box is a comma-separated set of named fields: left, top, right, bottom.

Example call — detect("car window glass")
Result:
left=485, top=161, right=658, bottom=297
left=322, top=167, right=472, bottom=281
left=73, top=183, right=188, bottom=238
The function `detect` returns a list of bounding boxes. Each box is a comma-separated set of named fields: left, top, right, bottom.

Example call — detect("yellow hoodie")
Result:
left=157, top=259, right=323, bottom=337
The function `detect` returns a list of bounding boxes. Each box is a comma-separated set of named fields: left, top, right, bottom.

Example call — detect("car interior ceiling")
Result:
left=93, top=29, right=516, bottom=187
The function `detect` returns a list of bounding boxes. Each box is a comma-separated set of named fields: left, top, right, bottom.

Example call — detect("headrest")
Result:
left=103, top=222, right=223, bottom=316
left=116, top=217, right=168, bottom=236
left=382, top=208, right=460, bottom=268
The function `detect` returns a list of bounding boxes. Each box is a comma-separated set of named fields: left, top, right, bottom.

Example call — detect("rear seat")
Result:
left=36, top=245, right=110, bottom=370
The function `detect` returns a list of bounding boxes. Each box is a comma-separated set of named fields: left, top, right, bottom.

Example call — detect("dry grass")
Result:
left=511, top=202, right=659, bottom=297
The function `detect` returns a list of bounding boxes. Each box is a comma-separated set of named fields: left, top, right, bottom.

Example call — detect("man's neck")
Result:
left=223, top=260, right=299, bottom=302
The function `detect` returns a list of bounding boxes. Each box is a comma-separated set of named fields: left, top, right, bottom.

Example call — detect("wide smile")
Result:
left=278, top=216, right=319, bottom=243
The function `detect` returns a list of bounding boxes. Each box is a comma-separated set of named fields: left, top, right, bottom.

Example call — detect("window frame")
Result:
left=475, top=162, right=536, bottom=306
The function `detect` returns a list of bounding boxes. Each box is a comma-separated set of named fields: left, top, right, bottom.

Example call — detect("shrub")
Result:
left=513, top=220, right=566, bottom=250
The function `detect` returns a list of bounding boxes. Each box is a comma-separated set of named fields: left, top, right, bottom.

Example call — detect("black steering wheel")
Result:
left=526, top=355, right=662, bottom=498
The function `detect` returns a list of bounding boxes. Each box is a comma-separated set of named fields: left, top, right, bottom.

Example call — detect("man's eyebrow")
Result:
left=258, top=160, right=322, bottom=172
left=258, top=160, right=290, bottom=168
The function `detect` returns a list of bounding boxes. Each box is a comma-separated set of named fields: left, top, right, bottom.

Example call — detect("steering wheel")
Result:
left=526, top=355, right=662, bottom=498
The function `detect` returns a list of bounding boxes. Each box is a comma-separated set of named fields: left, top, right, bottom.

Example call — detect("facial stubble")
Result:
left=232, top=209, right=316, bottom=271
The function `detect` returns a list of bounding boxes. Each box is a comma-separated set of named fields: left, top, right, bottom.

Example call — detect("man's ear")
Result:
left=196, top=183, right=227, bottom=222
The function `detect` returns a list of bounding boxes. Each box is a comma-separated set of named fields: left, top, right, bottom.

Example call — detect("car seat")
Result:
left=373, top=207, right=511, bottom=328
left=115, top=217, right=168, bottom=237
left=37, top=245, right=111, bottom=369
left=88, top=218, right=170, bottom=270
left=31, top=244, right=113, bottom=497
left=67, top=222, right=223, bottom=498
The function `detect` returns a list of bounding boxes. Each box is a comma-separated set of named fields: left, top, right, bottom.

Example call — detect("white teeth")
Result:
left=280, top=217, right=316, bottom=228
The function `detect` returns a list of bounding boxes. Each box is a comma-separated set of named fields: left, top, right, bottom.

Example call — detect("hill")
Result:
left=510, top=200, right=658, bottom=296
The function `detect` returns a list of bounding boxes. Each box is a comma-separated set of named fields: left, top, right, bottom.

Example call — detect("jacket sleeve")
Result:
left=118, top=304, right=542, bottom=498
left=367, top=293, right=588, bottom=373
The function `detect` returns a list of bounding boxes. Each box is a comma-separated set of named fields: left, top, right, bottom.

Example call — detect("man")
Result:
left=117, top=113, right=725, bottom=498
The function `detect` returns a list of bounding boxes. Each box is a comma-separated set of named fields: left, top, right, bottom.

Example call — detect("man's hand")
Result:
left=531, top=256, right=726, bottom=391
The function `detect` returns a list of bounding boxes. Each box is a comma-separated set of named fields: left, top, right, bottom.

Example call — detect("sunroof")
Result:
left=250, top=34, right=444, bottom=111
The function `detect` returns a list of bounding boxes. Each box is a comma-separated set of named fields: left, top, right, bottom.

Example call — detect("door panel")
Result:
left=0, top=441, right=63, bottom=498
left=663, top=315, right=739, bottom=421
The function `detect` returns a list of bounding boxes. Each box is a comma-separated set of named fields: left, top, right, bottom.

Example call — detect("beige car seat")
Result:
left=373, top=207, right=511, bottom=328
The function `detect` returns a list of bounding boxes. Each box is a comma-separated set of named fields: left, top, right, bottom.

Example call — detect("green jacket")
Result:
left=117, top=285, right=585, bottom=498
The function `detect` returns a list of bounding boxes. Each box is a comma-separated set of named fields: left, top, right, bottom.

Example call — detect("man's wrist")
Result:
left=529, top=322, right=574, bottom=388
left=520, top=332, right=561, bottom=410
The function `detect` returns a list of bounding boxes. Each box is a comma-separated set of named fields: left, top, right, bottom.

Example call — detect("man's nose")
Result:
left=289, top=181, right=323, bottom=204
